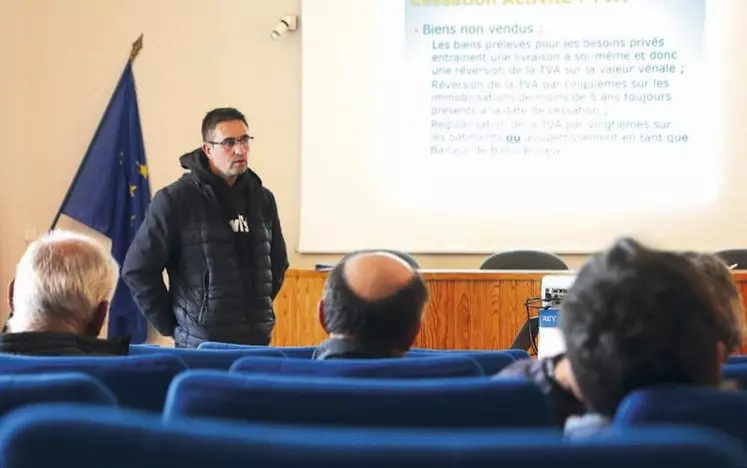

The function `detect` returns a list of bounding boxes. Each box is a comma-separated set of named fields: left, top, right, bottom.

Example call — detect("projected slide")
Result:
left=300, top=0, right=734, bottom=253
left=406, top=1, right=702, bottom=161
left=396, top=0, right=711, bottom=212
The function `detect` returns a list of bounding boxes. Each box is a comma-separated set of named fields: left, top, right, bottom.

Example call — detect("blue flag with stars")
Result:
left=55, top=62, right=151, bottom=343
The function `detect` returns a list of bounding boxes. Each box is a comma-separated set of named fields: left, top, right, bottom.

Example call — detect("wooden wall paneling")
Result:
left=415, top=279, right=453, bottom=349
left=733, top=273, right=747, bottom=355
left=272, top=270, right=548, bottom=350
left=273, top=270, right=747, bottom=353
left=468, top=278, right=494, bottom=349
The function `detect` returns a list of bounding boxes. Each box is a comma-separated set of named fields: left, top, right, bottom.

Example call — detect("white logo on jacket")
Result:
left=229, top=215, right=250, bottom=233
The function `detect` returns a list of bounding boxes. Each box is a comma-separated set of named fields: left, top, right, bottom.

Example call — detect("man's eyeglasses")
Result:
left=206, top=135, right=254, bottom=151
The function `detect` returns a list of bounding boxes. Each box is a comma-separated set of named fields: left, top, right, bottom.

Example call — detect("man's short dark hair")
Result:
left=322, top=254, right=428, bottom=350
left=561, top=238, right=722, bottom=417
left=201, top=108, right=248, bottom=141
left=682, top=251, right=745, bottom=355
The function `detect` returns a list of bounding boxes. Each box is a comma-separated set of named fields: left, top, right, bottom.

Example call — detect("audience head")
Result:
left=7, top=230, right=119, bottom=336
left=682, top=251, right=745, bottom=358
left=561, top=237, right=722, bottom=418
left=319, top=250, right=428, bottom=354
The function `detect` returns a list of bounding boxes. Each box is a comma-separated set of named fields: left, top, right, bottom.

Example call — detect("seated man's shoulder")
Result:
left=495, top=356, right=546, bottom=380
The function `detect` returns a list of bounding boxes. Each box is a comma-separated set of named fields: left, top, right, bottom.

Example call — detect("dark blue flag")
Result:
left=54, top=62, right=151, bottom=343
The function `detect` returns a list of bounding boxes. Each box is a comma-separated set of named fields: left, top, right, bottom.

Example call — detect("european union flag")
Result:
left=53, top=62, right=151, bottom=343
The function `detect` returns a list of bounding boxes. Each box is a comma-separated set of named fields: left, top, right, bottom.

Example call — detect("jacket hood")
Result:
left=179, top=148, right=263, bottom=191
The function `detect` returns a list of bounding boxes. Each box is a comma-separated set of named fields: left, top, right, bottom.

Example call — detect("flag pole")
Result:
left=49, top=34, right=144, bottom=231
left=129, top=34, right=143, bottom=63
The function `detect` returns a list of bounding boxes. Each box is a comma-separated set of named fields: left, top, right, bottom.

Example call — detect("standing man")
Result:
left=123, top=108, right=288, bottom=347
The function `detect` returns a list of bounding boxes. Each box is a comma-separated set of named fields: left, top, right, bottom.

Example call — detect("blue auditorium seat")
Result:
left=128, top=345, right=286, bottom=369
left=164, top=371, right=553, bottom=427
left=615, top=386, right=747, bottom=452
left=723, top=363, right=747, bottom=389
left=0, top=373, right=116, bottom=416
left=505, top=349, right=531, bottom=360
left=197, top=342, right=315, bottom=359
left=0, top=403, right=740, bottom=468
left=462, top=353, right=514, bottom=374
left=0, top=354, right=186, bottom=412
left=406, top=350, right=516, bottom=374
left=230, top=354, right=483, bottom=378
left=727, top=355, right=747, bottom=365
left=410, top=347, right=530, bottom=360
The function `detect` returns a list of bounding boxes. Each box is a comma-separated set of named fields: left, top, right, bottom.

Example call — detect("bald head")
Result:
left=320, top=250, right=428, bottom=352
left=343, top=252, right=416, bottom=302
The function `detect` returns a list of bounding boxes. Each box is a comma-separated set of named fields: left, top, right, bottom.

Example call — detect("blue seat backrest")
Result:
left=723, top=363, right=747, bottom=389
left=0, top=354, right=187, bottom=412
left=505, top=349, right=531, bottom=360
left=727, top=355, right=747, bottom=365
left=0, top=373, right=116, bottom=416
left=164, top=371, right=552, bottom=428
left=230, top=354, right=483, bottom=378
left=0, top=403, right=740, bottom=468
left=128, top=345, right=286, bottom=369
left=464, top=353, right=514, bottom=374
left=409, top=348, right=530, bottom=360
left=615, top=386, right=747, bottom=448
left=406, top=350, right=515, bottom=374
left=198, top=342, right=315, bottom=359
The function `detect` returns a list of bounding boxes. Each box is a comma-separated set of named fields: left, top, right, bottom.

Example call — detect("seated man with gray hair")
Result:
left=1, top=230, right=129, bottom=356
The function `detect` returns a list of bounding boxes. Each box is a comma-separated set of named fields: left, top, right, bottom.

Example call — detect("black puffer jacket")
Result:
left=122, top=149, right=289, bottom=348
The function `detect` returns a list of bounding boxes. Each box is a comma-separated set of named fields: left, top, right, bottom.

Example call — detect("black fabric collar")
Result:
left=313, top=337, right=401, bottom=360
left=0, top=331, right=130, bottom=356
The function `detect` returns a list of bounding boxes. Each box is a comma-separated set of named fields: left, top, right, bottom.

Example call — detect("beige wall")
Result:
left=1, top=1, right=27, bottom=319
left=8, top=0, right=744, bottom=328
left=0, top=0, right=587, bottom=304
